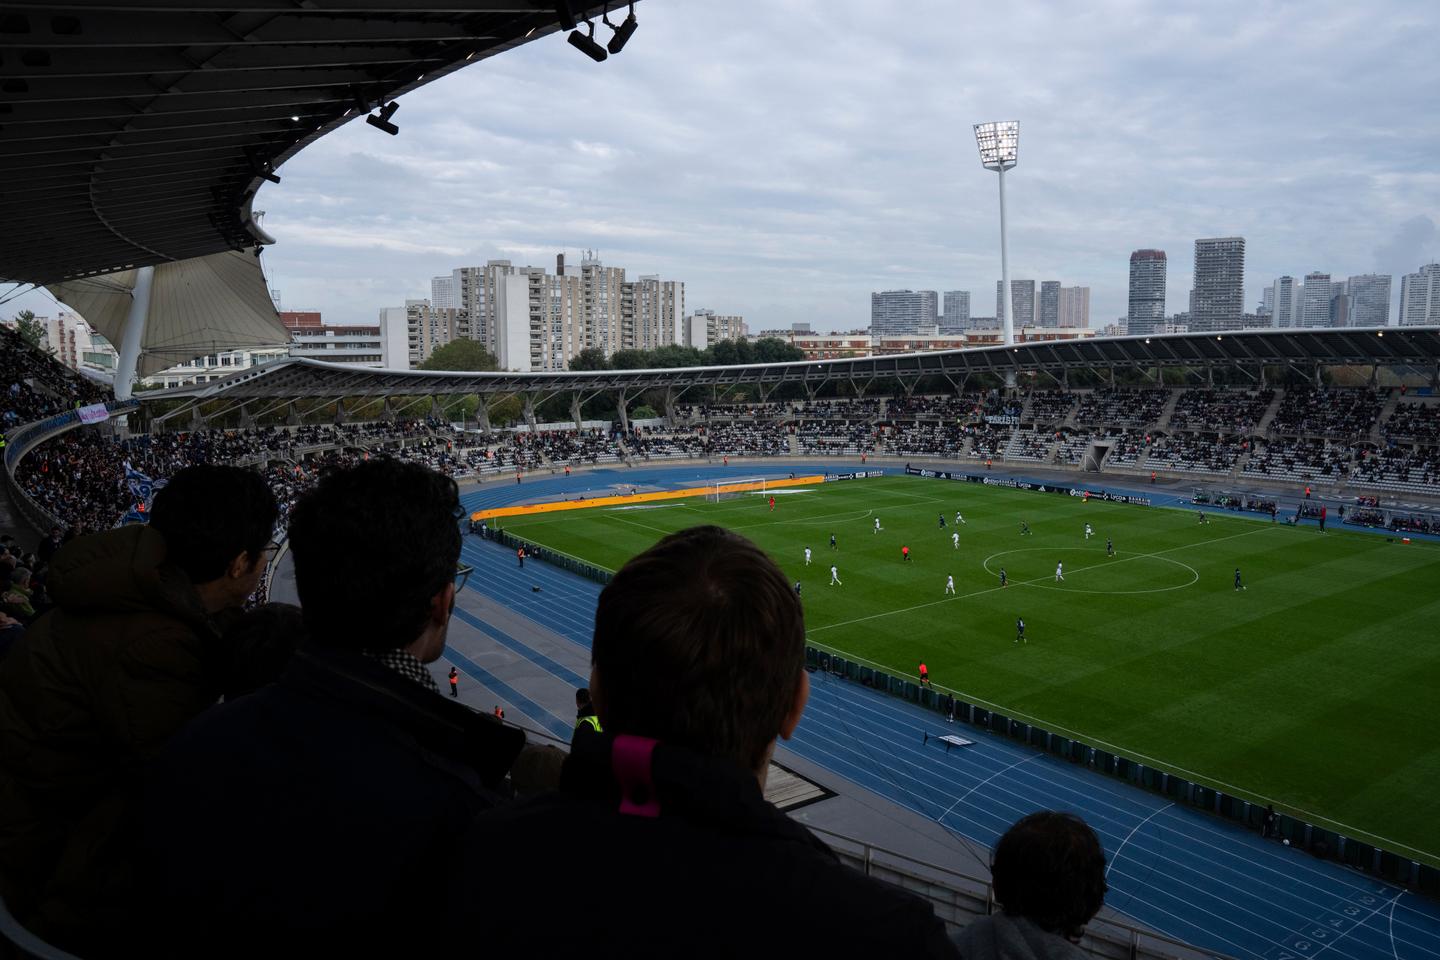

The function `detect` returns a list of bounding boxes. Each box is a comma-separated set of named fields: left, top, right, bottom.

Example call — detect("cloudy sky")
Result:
left=17, top=0, right=1440, bottom=332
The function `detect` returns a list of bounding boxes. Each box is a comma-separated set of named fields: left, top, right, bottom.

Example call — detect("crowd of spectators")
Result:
left=1269, top=388, right=1384, bottom=438
left=1389, top=513, right=1440, bottom=535
left=888, top=393, right=987, bottom=420
left=1381, top=401, right=1440, bottom=444
left=1351, top=444, right=1440, bottom=492
left=881, top=422, right=967, bottom=458
left=1073, top=388, right=1169, bottom=429
left=1243, top=437, right=1349, bottom=483
left=1004, top=428, right=1054, bottom=462
left=796, top=419, right=875, bottom=455
left=1168, top=389, right=1274, bottom=434
left=1025, top=390, right=1076, bottom=424
left=1099, top=432, right=1144, bottom=467
left=0, top=325, right=110, bottom=430
left=964, top=422, right=1010, bottom=460
left=625, top=427, right=707, bottom=460
left=1143, top=432, right=1247, bottom=476
left=697, top=423, right=788, bottom=456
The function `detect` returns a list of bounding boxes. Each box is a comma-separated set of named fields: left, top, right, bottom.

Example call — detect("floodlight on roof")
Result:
left=973, top=120, right=1019, bottom=170
left=366, top=101, right=400, bottom=136
left=568, top=19, right=608, bottom=61
left=604, top=2, right=638, bottom=54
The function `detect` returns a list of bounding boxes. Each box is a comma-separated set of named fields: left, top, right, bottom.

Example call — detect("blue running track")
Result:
left=452, top=464, right=1440, bottom=960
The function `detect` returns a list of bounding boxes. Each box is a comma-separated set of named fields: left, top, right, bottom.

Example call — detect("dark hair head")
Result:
left=991, top=811, right=1107, bottom=939
left=287, top=459, right=460, bottom=651
left=148, top=465, right=277, bottom=584
left=221, top=602, right=306, bottom=700
left=591, top=525, right=805, bottom=771
left=576, top=687, right=592, bottom=709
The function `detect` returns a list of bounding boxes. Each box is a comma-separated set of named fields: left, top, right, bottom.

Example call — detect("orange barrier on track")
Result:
left=470, top=475, right=825, bottom=522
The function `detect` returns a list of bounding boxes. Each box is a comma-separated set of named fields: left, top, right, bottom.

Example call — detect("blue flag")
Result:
left=120, top=465, right=168, bottom=525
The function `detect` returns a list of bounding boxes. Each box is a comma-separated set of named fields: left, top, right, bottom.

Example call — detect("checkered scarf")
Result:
left=363, top=648, right=441, bottom=694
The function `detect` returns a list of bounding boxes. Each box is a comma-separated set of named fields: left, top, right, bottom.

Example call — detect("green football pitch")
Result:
left=497, top=475, right=1440, bottom=864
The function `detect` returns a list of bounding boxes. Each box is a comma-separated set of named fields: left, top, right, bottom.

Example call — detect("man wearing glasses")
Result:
left=109, top=460, right=524, bottom=956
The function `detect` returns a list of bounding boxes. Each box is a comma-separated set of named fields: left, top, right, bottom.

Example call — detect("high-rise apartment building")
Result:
left=995, top=280, right=1036, bottom=327
left=871, top=290, right=938, bottom=335
left=1038, top=281, right=1061, bottom=327
left=630, top=276, right=686, bottom=351
left=942, top=290, right=970, bottom=330
left=1058, top=286, right=1090, bottom=328
left=1189, top=238, right=1245, bottom=332
left=389, top=299, right=463, bottom=367
left=1345, top=274, right=1391, bottom=327
left=683, top=309, right=747, bottom=349
left=430, top=276, right=456, bottom=311
left=1399, top=264, right=1440, bottom=326
left=1268, top=276, right=1298, bottom=328
left=1299, top=272, right=1331, bottom=328
left=1330, top=282, right=1350, bottom=327
left=1127, top=250, right=1167, bottom=336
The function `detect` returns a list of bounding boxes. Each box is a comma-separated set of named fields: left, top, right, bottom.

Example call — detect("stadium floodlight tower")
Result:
left=973, top=121, right=1020, bottom=351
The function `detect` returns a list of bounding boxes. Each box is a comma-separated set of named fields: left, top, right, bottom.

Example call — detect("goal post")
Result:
left=706, top=477, right=768, bottom=503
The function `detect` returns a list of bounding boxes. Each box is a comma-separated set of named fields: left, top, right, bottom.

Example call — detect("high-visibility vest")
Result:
left=576, top=714, right=601, bottom=733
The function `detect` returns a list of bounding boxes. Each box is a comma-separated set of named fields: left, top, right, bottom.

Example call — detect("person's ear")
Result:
left=229, top=549, right=261, bottom=580
left=778, top=669, right=809, bottom=741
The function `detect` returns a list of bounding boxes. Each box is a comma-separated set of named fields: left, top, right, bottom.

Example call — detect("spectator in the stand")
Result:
left=954, top=811, right=1107, bottom=958
left=574, top=686, right=601, bottom=739
left=0, top=465, right=277, bottom=932
left=108, top=459, right=524, bottom=958
left=452, top=526, right=959, bottom=957
left=0, top=612, right=23, bottom=660
left=35, top=527, right=63, bottom=567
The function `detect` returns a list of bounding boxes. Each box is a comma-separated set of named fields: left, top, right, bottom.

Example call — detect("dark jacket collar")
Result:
left=559, top=731, right=831, bottom=853
left=284, top=644, right=525, bottom=788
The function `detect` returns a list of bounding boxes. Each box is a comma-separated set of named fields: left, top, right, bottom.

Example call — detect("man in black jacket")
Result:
left=109, top=460, right=524, bottom=958
left=452, top=525, right=958, bottom=958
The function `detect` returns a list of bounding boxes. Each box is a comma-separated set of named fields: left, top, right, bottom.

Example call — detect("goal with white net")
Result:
left=705, top=478, right=768, bottom=503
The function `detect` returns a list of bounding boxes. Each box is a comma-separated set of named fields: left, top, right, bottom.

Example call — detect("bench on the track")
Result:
left=922, top=733, right=974, bottom=753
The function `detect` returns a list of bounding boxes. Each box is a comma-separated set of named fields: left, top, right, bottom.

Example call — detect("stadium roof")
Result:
left=144, top=326, right=1440, bottom=404
left=0, top=1, right=612, bottom=288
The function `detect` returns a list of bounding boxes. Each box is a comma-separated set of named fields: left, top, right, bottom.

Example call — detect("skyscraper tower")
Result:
left=1300, top=272, right=1332, bottom=328
left=1190, top=238, right=1245, bottom=332
left=1127, top=250, right=1167, bottom=336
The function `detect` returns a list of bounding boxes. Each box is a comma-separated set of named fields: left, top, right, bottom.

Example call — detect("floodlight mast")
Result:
left=974, top=121, right=1019, bottom=352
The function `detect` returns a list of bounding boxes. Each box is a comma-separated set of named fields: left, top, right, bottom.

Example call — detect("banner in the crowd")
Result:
left=983, top=415, right=1019, bottom=426
left=823, top=470, right=886, bottom=481
left=76, top=403, right=109, bottom=425
left=120, top=466, right=168, bottom=525
left=904, top=466, right=1150, bottom=506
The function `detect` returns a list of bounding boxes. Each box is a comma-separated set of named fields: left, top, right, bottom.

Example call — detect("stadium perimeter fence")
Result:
left=492, top=467, right=1438, bottom=897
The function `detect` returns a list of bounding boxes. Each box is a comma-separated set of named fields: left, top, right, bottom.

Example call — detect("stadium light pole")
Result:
left=973, top=121, right=1019, bottom=350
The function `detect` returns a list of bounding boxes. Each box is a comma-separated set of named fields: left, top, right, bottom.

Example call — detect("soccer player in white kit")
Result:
left=874, top=517, right=882, bottom=534
left=951, top=531, right=959, bottom=550
left=955, top=511, right=966, bottom=525
left=804, top=547, right=812, bottom=565
left=829, top=565, right=842, bottom=585
left=1084, top=523, right=1093, bottom=540
left=1055, top=562, right=1065, bottom=582
left=945, top=575, right=955, bottom=594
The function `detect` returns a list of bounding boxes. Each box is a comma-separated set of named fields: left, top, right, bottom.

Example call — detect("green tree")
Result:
left=609, top=349, right=649, bottom=370
left=648, top=344, right=704, bottom=369
left=567, top=347, right=610, bottom=371
left=751, top=337, right=805, bottom=364
left=419, top=338, right=500, bottom=372
left=12, top=310, right=47, bottom=351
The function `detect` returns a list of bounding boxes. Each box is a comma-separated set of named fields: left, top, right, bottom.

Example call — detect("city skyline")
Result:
left=5, top=0, right=1439, bottom=334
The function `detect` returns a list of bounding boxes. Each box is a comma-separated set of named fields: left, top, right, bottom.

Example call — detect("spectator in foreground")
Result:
left=111, top=459, right=525, bottom=958
left=954, top=811, right=1108, bottom=959
left=452, top=525, right=959, bottom=958
left=0, top=465, right=277, bottom=929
